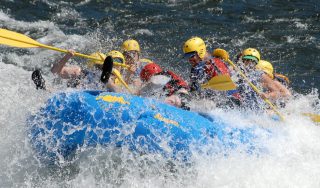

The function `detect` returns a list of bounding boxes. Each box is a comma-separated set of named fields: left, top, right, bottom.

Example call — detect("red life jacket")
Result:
left=204, top=57, right=231, bottom=79
left=162, top=70, right=189, bottom=96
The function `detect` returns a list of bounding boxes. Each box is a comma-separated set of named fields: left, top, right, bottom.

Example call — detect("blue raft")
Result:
left=28, top=90, right=268, bottom=164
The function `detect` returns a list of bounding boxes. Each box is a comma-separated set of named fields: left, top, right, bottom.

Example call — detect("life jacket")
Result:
left=189, top=58, right=231, bottom=92
left=161, top=70, right=189, bottom=96
left=130, top=58, right=153, bottom=78
left=274, top=73, right=290, bottom=87
left=204, top=57, right=230, bottom=78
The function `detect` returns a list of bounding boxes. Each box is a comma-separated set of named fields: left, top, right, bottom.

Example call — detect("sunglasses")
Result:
left=189, top=54, right=196, bottom=59
left=242, top=58, right=258, bottom=64
left=184, top=51, right=197, bottom=59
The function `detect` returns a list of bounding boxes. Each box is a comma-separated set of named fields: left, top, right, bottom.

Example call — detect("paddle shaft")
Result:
left=0, top=33, right=129, bottom=68
left=112, top=70, right=133, bottom=93
left=226, top=59, right=285, bottom=121
left=117, top=77, right=133, bottom=93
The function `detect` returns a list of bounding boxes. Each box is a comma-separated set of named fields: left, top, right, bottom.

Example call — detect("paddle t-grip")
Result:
left=101, top=56, right=113, bottom=84
left=32, top=69, right=46, bottom=90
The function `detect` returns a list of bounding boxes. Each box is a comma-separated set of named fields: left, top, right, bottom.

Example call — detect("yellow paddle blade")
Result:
left=201, top=75, right=237, bottom=91
left=302, top=113, right=320, bottom=123
left=0, top=28, right=41, bottom=48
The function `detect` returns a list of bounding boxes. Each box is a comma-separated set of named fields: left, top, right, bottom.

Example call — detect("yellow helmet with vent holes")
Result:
left=183, top=37, right=207, bottom=60
left=122, top=39, right=140, bottom=52
left=107, top=50, right=125, bottom=64
left=256, top=60, right=274, bottom=79
left=242, top=48, right=261, bottom=62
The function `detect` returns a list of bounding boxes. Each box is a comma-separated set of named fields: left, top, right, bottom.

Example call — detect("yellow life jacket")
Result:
left=140, top=58, right=153, bottom=64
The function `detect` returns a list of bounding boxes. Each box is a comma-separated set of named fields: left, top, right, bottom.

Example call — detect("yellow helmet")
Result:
left=107, top=50, right=125, bottom=64
left=183, top=37, right=207, bottom=60
left=212, top=48, right=229, bottom=60
left=87, top=52, right=106, bottom=68
left=242, top=48, right=261, bottom=62
left=122, top=39, right=140, bottom=52
left=256, top=60, right=274, bottom=79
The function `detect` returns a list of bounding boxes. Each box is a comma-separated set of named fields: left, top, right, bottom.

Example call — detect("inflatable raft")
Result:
left=27, top=90, right=268, bottom=164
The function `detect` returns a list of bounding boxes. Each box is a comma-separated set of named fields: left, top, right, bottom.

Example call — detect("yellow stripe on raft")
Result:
left=154, top=113, right=179, bottom=127
left=96, top=95, right=130, bottom=105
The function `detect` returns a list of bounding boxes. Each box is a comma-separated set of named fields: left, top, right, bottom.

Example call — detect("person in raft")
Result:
left=50, top=49, right=119, bottom=92
left=255, top=59, right=291, bottom=107
left=182, top=36, right=240, bottom=107
left=139, top=62, right=190, bottom=110
left=235, top=48, right=291, bottom=110
left=121, top=39, right=153, bottom=90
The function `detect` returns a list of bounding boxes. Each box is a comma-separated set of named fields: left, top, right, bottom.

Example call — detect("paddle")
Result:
left=100, top=56, right=133, bottom=94
left=31, top=69, right=46, bottom=90
left=213, top=48, right=285, bottom=121
left=101, top=56, right=113, bottom=84
left=302, top=113, right=320, bottom=123
left=0, top=28, right=128, bottom=68
left=201, top=75, right=237, bottom=91
left=112, top=69, right=133, bottom=93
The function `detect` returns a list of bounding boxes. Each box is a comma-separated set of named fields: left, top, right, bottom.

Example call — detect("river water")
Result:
left=0, top=0, right=320, bottom=187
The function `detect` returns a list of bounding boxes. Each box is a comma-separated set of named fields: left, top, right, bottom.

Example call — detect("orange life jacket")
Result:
left=274, top=73, right=290, bottom=87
